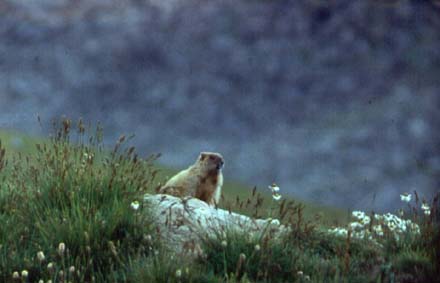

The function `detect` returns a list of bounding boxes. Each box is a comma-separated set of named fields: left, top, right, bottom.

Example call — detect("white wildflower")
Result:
left=272, top=193, right=282, bottom=201
left=352, top=210, right=365, bottom=220
left=12, top=271, right=19, bottom=279
left=388, top=221, right=397, bottom=231
left=328, top=227, right=348, bottom=237
left=360, top=215, right=371, bottom=225
left=372, top=225, right=384, bottom=236
left=175, top=269, right=182, bottom=278
left=409, top=223, right=420, bottom=234
left=270, top=219, right=281, bottom=226
left=400, top=193, right=411, bottom=203
left=221, top=240, right=228, bottom=248
left=352, top=230, right=366, bottom=239
left=268, top=183, right=280, bottom=193
left=384, top=213, right=394, bottom=222
left=254, top=244, right=261, bottom=251
left=421, top=203, right=430, bottom=215
left=130, top=201, right=140, bottom=211
left=349, top=222, right=363, bottom=230
left=268, top=183, right=282, bottom=201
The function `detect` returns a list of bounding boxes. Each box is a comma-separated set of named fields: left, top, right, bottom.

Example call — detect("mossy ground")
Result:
left=0, top=120, right=438, bottom=283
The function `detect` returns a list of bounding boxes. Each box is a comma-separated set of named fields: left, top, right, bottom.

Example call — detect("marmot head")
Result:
left=197, top=152, right=224, bottom=171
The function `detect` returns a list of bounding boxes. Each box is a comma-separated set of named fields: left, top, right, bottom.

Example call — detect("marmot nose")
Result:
left=218, top=161, right=224, bottom=168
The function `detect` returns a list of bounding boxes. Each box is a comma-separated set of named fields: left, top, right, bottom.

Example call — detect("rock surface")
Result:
left=144, top=194, right=284, bottom=253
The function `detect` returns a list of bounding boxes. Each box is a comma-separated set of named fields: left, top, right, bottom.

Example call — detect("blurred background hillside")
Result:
left=0, top=0, right=439, bottom=211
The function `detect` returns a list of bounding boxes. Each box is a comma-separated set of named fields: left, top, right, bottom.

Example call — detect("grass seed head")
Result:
left=21, top=270, right=28, bottom=278
left=58, top=242, right=66, bottom=256
left=37, top=251, right=45, bottom=262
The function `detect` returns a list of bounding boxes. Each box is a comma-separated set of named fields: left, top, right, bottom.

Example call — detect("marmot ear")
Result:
left=200, top=152, right=207, bottom=161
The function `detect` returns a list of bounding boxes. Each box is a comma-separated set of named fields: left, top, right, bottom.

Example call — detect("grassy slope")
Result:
left=0, top=129, right=348, bottom=225
left=0, top=128, right=437, bottom=283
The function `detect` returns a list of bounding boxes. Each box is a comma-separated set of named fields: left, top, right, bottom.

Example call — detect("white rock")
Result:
left=144, top=194, right=285, bottom=254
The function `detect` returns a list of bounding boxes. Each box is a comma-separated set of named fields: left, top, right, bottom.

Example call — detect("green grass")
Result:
left=0, top=119, right=438, bottom=283
left=1, top=127, right=348, bottom=225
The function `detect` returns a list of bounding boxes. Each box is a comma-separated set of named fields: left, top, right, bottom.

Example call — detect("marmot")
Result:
left=158, top=152, right=224, bottom=206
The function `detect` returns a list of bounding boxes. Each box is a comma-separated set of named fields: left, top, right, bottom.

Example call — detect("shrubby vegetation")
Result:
left=0, top=119, right=438, bottom=283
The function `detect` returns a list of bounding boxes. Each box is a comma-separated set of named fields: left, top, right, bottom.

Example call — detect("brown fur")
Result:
left=158, top=152, right=224, bottom=205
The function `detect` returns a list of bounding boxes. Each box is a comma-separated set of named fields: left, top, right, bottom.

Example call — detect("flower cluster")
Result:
left=375, top=213, right=420, bottom=239
left=399, top=193, right=431, bottom=216
left=327, top=192, right=431, bottom=241
left=268, top=183, right=281, bottom=201
left=328, top=210, right=420, bottom=241
left=421, top=202, right=430, bottom=216
left=327, top=227, right=348, bottom=237
left=12, top=242, right=80, bottom=283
